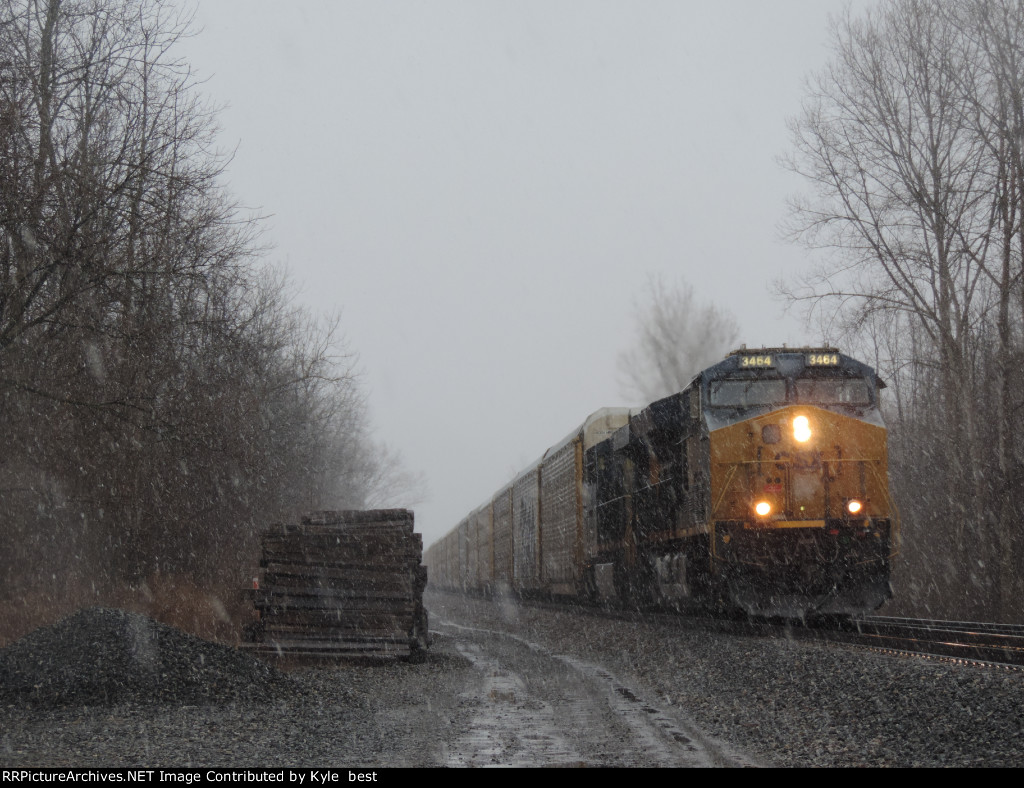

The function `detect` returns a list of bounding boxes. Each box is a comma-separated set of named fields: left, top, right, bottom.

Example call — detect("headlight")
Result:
left=846, top=499, right=863, bottom=515
left=754, top=501, right=772, bottom=517
left=793, top=415, right=812, bottom=443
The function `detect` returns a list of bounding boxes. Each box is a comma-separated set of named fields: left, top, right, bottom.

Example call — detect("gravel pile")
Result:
left=0, top=607, right=295, bottom=707
left=0, top=631, right=474, bottom=767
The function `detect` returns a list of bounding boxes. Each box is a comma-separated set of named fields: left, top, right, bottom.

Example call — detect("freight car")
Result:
left=424, top=347, right=899, bottom=617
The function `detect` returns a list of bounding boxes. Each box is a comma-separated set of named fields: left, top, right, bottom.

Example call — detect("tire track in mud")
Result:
left=446, top=641, right=582, bottom=767
left=435, top=619, right=761, bottom=768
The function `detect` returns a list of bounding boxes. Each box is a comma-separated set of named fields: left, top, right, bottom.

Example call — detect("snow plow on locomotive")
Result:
left=424, top=347, right=899, bottom=618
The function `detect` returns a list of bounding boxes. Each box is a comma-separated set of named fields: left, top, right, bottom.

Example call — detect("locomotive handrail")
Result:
left=711, top=464, right=740, bottom=519
left=595, top=474, right=680, bottom=509
left=713, top=457, right=886, bottom=466
left=868, top=463, right=902, bottom=557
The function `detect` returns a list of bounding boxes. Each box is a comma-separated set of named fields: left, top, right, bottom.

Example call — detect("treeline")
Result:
left=784, top=0, right=1024, bottom=620
left=0, top=0, right=414, bottom=623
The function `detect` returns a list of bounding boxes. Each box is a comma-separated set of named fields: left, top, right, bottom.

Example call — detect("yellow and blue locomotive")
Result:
left=425, top=347, right=898, bottom=617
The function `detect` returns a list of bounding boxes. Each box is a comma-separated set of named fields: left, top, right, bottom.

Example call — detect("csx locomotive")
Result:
left=424, top=347, right=899, bottom=617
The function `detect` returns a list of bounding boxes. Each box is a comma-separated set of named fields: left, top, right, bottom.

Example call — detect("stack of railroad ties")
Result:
left=245, top=509, right=429, bottom=660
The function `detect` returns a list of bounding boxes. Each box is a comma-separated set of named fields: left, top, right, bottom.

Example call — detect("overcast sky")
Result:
left=179, top=0, right=875, bottom=547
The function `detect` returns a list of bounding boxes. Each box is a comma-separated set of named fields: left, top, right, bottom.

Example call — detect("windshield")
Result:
left=795, top=378, right=871, bottom=405
left=709, top=379, right=787, bottom=408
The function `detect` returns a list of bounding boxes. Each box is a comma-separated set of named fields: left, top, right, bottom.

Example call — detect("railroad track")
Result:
left=690, top=611, right=1024, bottom=669
left=818, top=615, right=1024, bottom=668
left=640, top=609, right=1024, bottom=669
left=430, top=590, right=1024, bottom=668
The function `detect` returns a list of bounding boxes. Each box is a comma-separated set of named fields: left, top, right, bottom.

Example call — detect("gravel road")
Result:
left=3, top=592, right=1024, bottom=767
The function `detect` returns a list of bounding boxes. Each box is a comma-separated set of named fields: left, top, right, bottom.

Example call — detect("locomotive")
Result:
left=424, top=347, right=899, bottom=617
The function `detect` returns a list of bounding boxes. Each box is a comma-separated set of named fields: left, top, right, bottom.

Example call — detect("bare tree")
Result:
left=617, top=274, right=739, bottom=404
left=0, top=0, right=421, bottom=638
left=947, top=0, right=1024, bottom=617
